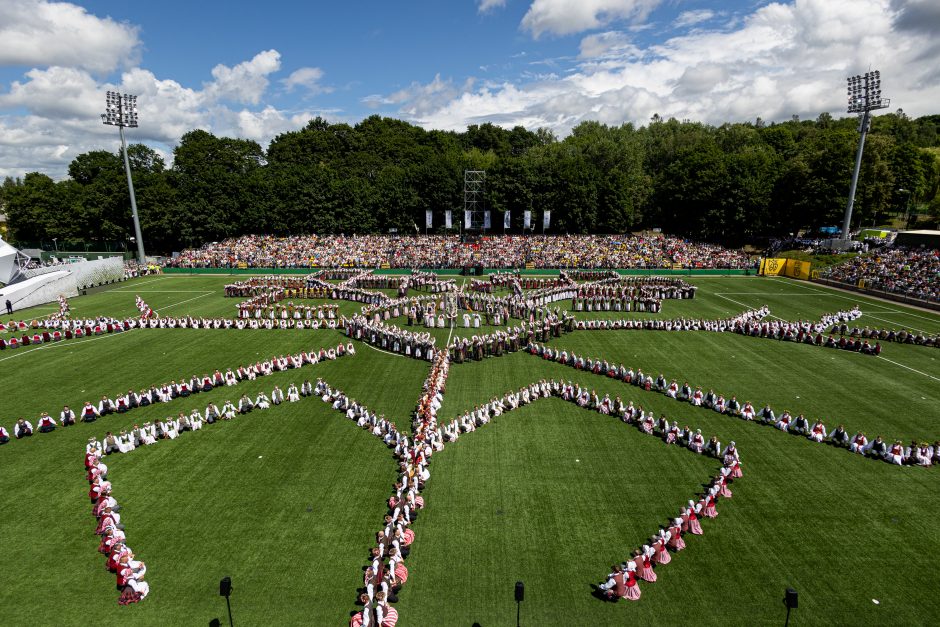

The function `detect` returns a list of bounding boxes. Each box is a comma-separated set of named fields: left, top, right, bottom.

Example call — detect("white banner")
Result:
left=445, top=210, right=452, bottom=229
left=524, top=210, right=532, bottom=230
left=504, top=211, right=511, bottom=229
left=465, top=210, right=472, bottom=228
left=425, top=210, right=433, bottom=229
left=543, top=210, right=551, bottom=230
left=483, top=211, right=491, bottom=229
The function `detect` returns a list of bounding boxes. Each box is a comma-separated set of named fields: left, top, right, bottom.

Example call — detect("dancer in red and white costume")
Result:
left=808, top=421, right=827, bottom=443
left=652, top=531, right=671, bottom=565
left=685, top=501, right=704, bottom=535
left=622, top=561, right=641, bottom=601
left=885, top=440, right=905, bottom=465
left=635, top=546, right=657, bottom=582
left=849, top=432, right=868, bottom=454
left=667, top=518, right=685, bottom=551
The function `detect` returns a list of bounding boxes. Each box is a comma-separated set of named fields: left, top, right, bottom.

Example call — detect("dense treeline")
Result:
left=2, top=111, right=939, bottom=253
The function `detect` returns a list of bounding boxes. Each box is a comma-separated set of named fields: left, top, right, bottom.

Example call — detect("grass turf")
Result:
left=1, top=274, right=938, bottom=626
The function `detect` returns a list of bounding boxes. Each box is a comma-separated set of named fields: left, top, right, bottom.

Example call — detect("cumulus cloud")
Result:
left=205, top=50, right=281, bottom=105
left=0, top=48, right=329, bottom=179
left=579, top=31, right=639, bottom=59
left=0, top=66, right=102, bottom=120
left=380, top=0, right=939, bottom=137
left=0, top=0, right=140, bottom=73
left=281, top=67, right=332, bottom=96
left=521, top=0, right=662, bottom=38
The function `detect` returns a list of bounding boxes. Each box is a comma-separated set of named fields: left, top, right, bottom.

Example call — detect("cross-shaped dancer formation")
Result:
left=5, top=268, right=930, bottom=620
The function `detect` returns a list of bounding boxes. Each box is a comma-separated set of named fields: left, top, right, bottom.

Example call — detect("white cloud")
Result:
left=281, top=67, right=331, bottom=95
left=205, top=50, right=281, bottom=105
left=674, top=9, right=715, bottom=29
left=0, top=0, right=140, bottom=73
left=0, top=49, right=330, bottom=179
left=362, top=74, right=476, bottom=118
left=579, top=31, right=639, bottom=58
left=381, top=0, right=940, bottom=138
left=521, top=0, right=662, bottom=38
left=478, top=0, right=507, bottom=13
left=0, top=66, right=102, bottom=120
left=3, top=0, right=938, bottom=183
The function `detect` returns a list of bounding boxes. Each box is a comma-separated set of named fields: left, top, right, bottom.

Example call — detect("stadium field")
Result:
left=1, top=274, right=938, bottom=626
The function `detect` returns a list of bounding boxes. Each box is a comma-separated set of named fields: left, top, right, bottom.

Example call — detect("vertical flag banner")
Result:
left=504, top=211, right=511, bottom=229
left=465, top=210, right=472, bottom=228
left=484, top=211, right=491, bottom=229
left=543, top=210, right=551, bottom=230
left=425, top=210, right=433, bottom=229
left=445, top=210, right=452, bottom=229
left=524, top=210, right=532, bottom=230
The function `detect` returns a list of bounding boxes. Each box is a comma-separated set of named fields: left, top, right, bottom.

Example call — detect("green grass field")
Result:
left=1, top=274, right=938, bottom=626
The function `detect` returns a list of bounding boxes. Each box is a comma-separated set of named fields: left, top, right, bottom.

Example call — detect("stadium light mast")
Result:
left=101, top=91, right=146, bottom=263
left=843, top=70, right=889, bottom=241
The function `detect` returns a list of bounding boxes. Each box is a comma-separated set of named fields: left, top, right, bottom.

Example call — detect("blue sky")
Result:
left=1, top=0, right=938, bottom=178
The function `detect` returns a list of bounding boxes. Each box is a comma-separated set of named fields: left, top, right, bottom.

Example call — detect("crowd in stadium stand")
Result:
left=766, top=236, right=876, bottom=256
left=821, top=247, right=940, bottom=302
left=123, top=261, right=161, bottom=278
left=165, top=234, right=755, bottom=269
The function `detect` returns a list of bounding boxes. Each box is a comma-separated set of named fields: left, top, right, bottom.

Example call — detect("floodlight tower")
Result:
left=843, top=70, right=889, bottom=241
left=101, top=91, right=146, bottom=263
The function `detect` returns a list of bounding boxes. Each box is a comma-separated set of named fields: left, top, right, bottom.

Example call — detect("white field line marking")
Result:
left=0, top=329, right=134, bottom=363
left=9, top=307, right=60, bottom=320
left=861, top=311, right=940, bottom=329
left=712, top=293, right=785, bottom=320
left=856, top=313, right=931, bottom=335
left=159, top=273, right=311, bottom=278
left=770, top=278, right=940, bottom=322
left=875, top=355, right=940, bottom=383
left=361, top=341, right=406, bottom=358
left=111, top=290, right=215, bottom=293
left=684, top=272, right=765, bottom=281
left=715, top=293, right=828, bottom=296
left=155, top=293, right=213, bottom=311
left=125, top=277, right=167, bottom=288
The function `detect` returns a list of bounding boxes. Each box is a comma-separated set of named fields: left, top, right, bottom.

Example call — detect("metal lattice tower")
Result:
left=464, top=170, right=485, bottom=231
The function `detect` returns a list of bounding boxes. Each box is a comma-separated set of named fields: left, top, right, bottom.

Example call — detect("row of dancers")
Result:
left=86, top=448, right=149, bottom=604
left=351, top=353, right=452, bottom=626
left=85, top=374, right=372, bottom=605
left=598, top=467, right=735, bottom=603
left=350, top=353, right=451, bottom=626
left=88, top=382, right=320, bottom=453
left=422, top=376, right=741, bottom=605
left=526, top=343, right=934, bottom=468
left=1, top=346, right=352, bottom=449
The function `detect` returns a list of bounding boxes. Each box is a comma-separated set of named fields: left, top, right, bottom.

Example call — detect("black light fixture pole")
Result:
left=515, top=580, right=524, bottom=627
left=843, top=71, right=889, bottom=241
left=101, top=91, right=146, bottom=263
left=784, top=587, right=798, bottom=627
left=220, top=576, right=234, bottom=627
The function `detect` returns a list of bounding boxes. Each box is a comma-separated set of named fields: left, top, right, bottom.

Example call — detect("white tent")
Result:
left=0, top=239, right=31, bottom=285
